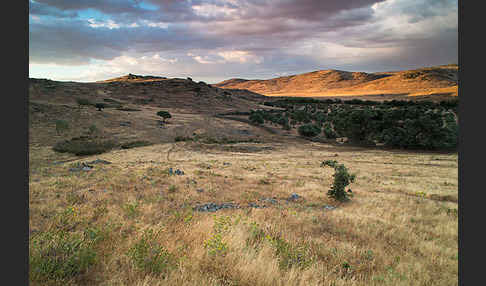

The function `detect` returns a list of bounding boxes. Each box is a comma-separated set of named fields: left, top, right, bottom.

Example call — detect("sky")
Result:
left=29, top=0, right=458, bottom=83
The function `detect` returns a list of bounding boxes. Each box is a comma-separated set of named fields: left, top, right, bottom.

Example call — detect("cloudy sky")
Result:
left=29, top=0, right=458, bottom=83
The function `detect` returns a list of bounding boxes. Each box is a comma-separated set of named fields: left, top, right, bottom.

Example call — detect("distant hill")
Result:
left=97, top=73, right=168, bottom=83
left=29, top=74, right=267, bottom=114
left=215, top=64, right=458, bottom=97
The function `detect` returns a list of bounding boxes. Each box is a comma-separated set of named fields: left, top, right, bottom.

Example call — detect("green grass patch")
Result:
left=53, top=137, right=116, bottom=156
left=120, top=140, right=152, bottom=149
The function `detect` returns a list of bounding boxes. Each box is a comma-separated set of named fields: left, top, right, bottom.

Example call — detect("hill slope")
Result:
left=29, top=74, right=267, bottom=114
left=215, top=64, right=458, bottom=97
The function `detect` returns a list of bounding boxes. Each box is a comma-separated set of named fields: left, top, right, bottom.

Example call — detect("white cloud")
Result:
left=142, top=20, right=169, bottom=29
left=87, top=19, right=121, bottom=29
left=191, top=3, right=238, bottom=18
left=217, top=50, right=263, bottom=64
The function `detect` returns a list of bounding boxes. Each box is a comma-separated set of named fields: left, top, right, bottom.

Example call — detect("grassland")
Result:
left=29, top=140, right=458, bottom=285
left=28, top=77, right=458, bottom=285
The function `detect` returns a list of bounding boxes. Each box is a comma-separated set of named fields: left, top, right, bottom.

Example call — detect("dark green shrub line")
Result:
left=120, top=140, right=152, bottom=149
left=248, top=102, right=458, bottom=150
left=53, top=137, right=116, bottom=156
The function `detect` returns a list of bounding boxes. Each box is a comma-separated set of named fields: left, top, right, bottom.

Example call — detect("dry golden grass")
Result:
left=29, top=140, right=458, bottom=285
left=216, top=65, right=458, bottom=99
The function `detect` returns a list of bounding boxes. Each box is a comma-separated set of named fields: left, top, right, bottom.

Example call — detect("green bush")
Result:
left=267, top=235, right=314, bottom=270
left=53, top=137, right=116, bottom=156
left=298, top=124, right=321, bottom=137
left=120, top=140, right=152, bottom=149
left=322, top=161, right=356, bottom=202
left=249, top=112, right=264, bottom=125
left=127, top=229, right=177, bottom=275
left=29, top=230, right=97, bottom=282
left=157, top=111, right=172, bottom=122
left=87, top=124, right=99, bottom=136
left=55, top=120, right=69, bottom=135
left=76, top=98, right=93, bottom=108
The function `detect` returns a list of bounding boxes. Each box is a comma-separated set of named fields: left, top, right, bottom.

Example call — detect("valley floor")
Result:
left=29, top=141, right=458, bottom=285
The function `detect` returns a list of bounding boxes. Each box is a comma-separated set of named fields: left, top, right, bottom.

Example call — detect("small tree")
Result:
left=157, top=111, right=172, bottom=122
left=321, top=160, right=356, bottom=202
left=95, top=103, right=106, bottom=111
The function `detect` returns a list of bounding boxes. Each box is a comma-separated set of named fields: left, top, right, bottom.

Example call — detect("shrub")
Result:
left=157, top=111, right=172, bottom=122
left=298, top=124, right=321, bottom=137
left=120, top=140, right=152, bottom=149
left=52, top=137, right=116, bottom=156
left=127, top=229, right=177, bottom=275
left=87, top=124, right=99, bottom=136
left=249, top=112, right=264, bottom=125
left=322, top=161, right=356, bottom=202
left=76, top=98, right=93, bottom=108
left=55, top=120, right=69, bottom=135
left=116, top=107, right=141, bottom=112
left=29, top=230, right=97, bottom=282
left=267, top=235, right=314, bottom=270
left=123, top=201, right=139, bottom=218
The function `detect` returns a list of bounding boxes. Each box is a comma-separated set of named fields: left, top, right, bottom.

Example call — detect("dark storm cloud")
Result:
left=29, top=18, right=226, bottom=65
left=29, top=0, right=458, bottom=81
left=32, top=0, right=148, bottom=15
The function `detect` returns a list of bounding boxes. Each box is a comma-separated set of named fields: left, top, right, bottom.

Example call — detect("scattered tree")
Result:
left=322, top=160, right=356, bottom=202
left=95, top=103, right=106, bottom=111
left=157, top=111, right=172, bottom=122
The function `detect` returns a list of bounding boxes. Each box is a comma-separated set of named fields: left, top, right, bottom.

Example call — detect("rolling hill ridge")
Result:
left=215, top=64, right=458, bottom=97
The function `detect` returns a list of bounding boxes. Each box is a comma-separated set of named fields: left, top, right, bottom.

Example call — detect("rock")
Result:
left=237, top=129, right=251, bottom=135
left=69, top=162, right=93, bottom=172
left=86, top=159, right=112, bottom=165
left=336, top=137, right=348, bottom=144
left=249, top=202, right=264, bottom=208
left=288, top=193, right=301, bottom=201
left=323, top=205, right=336, bottom=210
left=260, top=197, right=278, bottom=205
left=194, top=202, right=239, bottom=212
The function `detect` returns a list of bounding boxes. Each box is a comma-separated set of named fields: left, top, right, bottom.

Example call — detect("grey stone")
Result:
left=288, top=193, right=301, bottom=201
left=260, top=197, right=278, bottom=205
left=194, top=202, right=238, bottom=212
left=86, top=159, right=112, bottom=165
